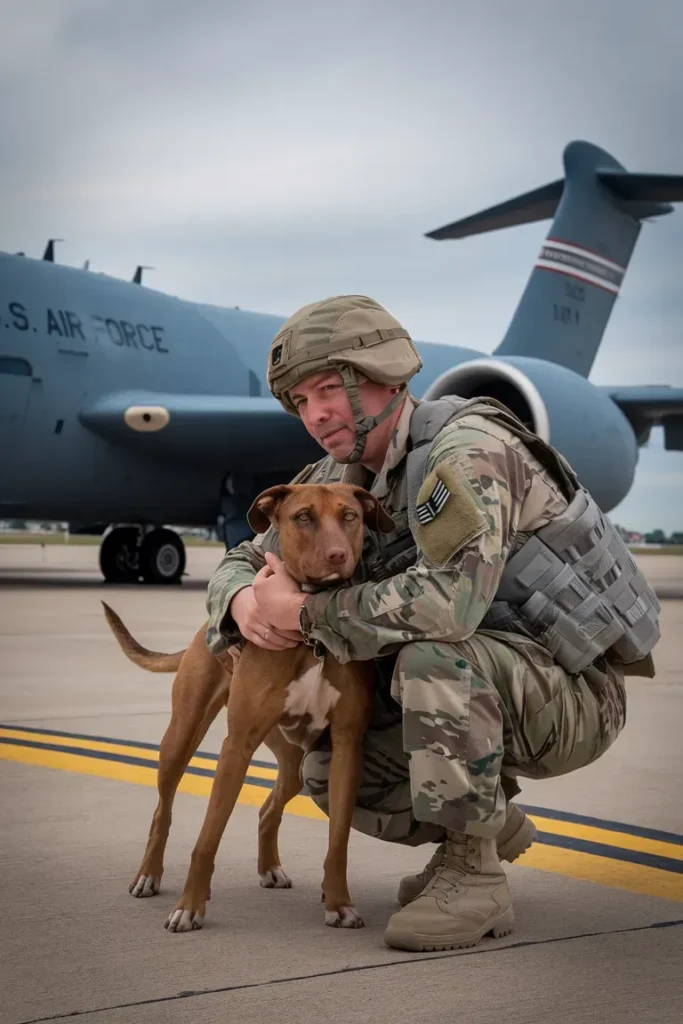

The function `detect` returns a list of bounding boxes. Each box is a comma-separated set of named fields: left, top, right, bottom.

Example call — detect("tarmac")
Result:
left=1, top=543, right=682, bottom=1024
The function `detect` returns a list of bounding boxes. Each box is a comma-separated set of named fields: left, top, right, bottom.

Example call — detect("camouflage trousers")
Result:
left=301, top=629, right=626, bottom=844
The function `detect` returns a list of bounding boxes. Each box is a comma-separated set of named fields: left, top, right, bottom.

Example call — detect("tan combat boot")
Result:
left=396, top=803, right=535, bottom=907
left=384, top=831, right=514, bottom=951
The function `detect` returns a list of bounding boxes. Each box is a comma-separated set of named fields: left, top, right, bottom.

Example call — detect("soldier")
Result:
left=205, top=295, right=656, bottom=952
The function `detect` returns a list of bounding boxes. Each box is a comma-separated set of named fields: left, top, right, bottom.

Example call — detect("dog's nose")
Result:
left=327, top=549, right=347, bottom=566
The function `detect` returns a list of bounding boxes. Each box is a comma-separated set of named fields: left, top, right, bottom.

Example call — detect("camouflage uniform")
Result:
left=206, top=394, right=626, bottom=843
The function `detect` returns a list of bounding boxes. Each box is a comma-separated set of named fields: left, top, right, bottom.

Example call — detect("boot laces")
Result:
left=423, top=834, right=469, bottom=898
left=416, top=841, right=446, bottom=883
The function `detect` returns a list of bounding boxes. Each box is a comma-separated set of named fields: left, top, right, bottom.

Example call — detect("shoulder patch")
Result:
left=414, top=461, right=487, bottom=566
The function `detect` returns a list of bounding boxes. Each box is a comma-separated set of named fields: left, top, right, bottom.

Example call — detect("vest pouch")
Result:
left=536, top=488, right=661, bottom=666
left=516, top=589, right=623, bottom=675
left=497, top=535, right=625, bottom=674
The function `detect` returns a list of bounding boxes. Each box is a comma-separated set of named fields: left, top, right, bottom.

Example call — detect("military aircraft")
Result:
left=2, top=140, right=682, bottom=585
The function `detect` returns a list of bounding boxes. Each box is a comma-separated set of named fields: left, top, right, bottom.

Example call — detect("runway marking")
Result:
left=0, top=726, right=279, bottom=783
left=0, top=732, right=322, bottom=821
left=2, top=723, right=683, bottom=905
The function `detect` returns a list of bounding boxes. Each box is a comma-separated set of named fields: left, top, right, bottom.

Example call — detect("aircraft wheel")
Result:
left=139, top=529, right=186, bottom=585
left=99, top=527, right=141, bottom=583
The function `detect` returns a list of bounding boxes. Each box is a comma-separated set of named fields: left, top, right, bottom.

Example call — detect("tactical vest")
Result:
left=404, top=396, right=660, bottom=676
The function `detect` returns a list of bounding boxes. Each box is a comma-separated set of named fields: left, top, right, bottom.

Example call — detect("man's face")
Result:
left=288, top=370, right=398, bottom=465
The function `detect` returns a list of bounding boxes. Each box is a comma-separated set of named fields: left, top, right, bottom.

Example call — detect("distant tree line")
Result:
left=641, top=530, right=683, bottom=545
left=3, top=519, right=60, bottom=532
left=614, top=524, right=683, bottom=545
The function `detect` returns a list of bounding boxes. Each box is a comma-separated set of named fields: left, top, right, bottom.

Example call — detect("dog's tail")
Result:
left=101, top=602, right=186, bottom=672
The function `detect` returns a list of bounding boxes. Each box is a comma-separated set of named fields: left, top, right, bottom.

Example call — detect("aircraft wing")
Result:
left=79, top=385, right=683, bottom=471
left=604, top=385, right=683, bottom=449
left=79, top=390, right=321, bottom=472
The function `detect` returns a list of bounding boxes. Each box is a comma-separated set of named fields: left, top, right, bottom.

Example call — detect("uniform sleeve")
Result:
left=205, top=530, right=277, bottom=655
left=299, top=426, right=529, bottom=663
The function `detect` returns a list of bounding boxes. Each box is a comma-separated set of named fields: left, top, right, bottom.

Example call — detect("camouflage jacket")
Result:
left=205, top=395, right=569, bottom=663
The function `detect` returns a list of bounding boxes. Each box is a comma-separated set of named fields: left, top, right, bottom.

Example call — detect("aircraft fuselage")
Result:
left=0, top=253, right=470, bottom=526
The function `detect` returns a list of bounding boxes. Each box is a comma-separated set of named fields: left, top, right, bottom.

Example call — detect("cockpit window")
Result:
left=0, top=357, right=32, bottom=376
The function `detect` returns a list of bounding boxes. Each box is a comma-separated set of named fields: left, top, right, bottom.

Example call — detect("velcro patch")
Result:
left=414, top=461, right=488, bottom=566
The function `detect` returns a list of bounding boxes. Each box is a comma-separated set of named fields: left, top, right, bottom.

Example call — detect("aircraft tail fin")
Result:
left=426, top=141, right=683, bottom=377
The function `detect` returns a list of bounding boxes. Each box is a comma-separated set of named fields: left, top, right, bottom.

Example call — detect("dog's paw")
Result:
left=324, top=905, right=364, bottom=929
left=129, top=874, right=160, bottom=898
left=260, top=866, right=292, bottom=889
left=165, top=907, right=204, bottom=933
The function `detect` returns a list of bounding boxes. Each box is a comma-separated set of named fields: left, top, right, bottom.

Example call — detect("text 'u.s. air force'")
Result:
left=2, top=302, right=169, bottom=353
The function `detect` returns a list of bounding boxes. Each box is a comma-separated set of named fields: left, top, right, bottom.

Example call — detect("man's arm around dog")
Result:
left=206, top=418, right=566, bottom=663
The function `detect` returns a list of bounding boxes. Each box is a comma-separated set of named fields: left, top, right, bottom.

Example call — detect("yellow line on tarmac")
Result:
left=3, top=728, right=679, bottom=864
left=0, top=741, right=324, bottom=820
left=528, top=813, right=683, bottom=865
left=516, top=843, right=683, bottom=904
left=2, top=736, right=682, bottom=905
left=0, top=727, right=279, bottom=780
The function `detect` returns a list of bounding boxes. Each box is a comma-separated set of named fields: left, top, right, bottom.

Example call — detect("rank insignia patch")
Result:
left=415, top=477, right=450, bottom=524
left=414, top=463, right=487, bottom=566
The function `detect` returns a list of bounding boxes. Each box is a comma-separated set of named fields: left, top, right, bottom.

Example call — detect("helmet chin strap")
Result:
left=335, top=366, right=406, bottom=464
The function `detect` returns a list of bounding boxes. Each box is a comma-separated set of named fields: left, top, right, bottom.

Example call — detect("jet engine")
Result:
left=421, top=356, right=638, bottom=512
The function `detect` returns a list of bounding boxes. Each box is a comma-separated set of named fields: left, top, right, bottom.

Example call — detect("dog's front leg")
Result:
left=165, top=663, right=285, bottom=934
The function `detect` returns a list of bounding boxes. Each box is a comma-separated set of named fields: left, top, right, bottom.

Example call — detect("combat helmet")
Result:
left=267, top=295, right=423, bottom=463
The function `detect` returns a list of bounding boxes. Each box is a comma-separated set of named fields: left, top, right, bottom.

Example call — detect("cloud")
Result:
left=1, top=0, right=682, bottom=529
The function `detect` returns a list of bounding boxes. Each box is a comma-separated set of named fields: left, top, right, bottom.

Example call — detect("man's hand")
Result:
left=229, top=583, right=302, bottom=651
left=252, top=552, right=306, bottom=633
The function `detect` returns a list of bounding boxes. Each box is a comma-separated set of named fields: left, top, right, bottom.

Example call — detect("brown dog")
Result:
left=104, top=482, right=394, bottom=933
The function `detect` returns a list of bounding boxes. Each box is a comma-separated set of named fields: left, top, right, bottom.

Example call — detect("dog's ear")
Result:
left=351, top=488, right=395, bottom=534
left=247, top=485, right=292, bottom=534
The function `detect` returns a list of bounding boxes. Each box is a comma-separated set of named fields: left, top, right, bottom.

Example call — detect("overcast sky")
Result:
left=1, top=0, right=682, bottom=531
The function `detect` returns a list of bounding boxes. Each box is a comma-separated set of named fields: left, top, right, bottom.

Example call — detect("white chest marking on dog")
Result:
left=283, top=662, right=340, bottom=734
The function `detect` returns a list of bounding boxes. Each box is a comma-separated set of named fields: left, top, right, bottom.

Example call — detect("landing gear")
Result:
left=99, top=526, right=186, bottom=585
left=99, top=527, right=141, bottom=584
left=139, top=529, right=186, bottom=584
left=217, top=474, right=258, bottom=550
left=217, top=471, right=292, bottom=549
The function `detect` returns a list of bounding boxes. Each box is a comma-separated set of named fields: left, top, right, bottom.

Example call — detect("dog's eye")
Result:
left=343, top=510, right=358, bottom=522
left=295, top=511, right=311, bottom=523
